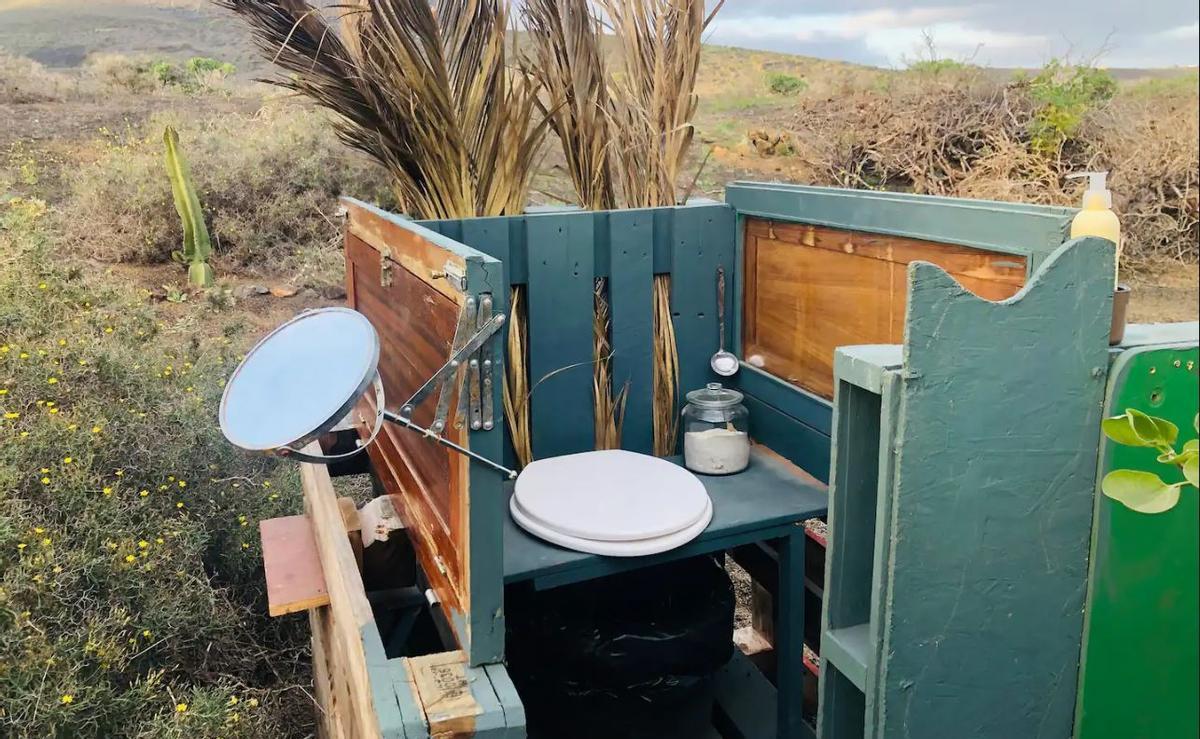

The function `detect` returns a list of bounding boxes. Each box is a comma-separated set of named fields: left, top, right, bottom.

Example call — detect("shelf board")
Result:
left=822, top=623, right=870, bottom=692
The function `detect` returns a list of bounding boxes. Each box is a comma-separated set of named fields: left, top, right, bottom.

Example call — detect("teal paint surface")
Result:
left=386, top=658, right=430, bottom=739
left=607, top=209, right=656, bottom=453
left=483, top=663, right=527, bottom=738
left=524, top=214, right=596, bottom=459
left=466, top=259, right=509, bottom=666
left=877, top=237, right=1114, bottom=737
left=1075, top=342, right=1199, bottom=739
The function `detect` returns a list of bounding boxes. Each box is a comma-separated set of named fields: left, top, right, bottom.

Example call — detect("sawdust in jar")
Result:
left=684, top=427, right=750, bottom=475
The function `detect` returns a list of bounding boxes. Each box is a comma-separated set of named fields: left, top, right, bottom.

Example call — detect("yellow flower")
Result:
left=155, top=537, right=164, bottom=544
left=178, top=480, right=187, bottom=488
left=104, top=327, right=113, bottom=334
left=48, top=408, right=59, bottom=415
left=92, top=426, right=102, bottom=434
left=262, top=481, right=271, bottom=488
left=247, top=698, right=258, bottom=708
left=63, top=456, right=72, bottom=464
left=20, top=431, right=29, bottom=438
left=143, top=629, right=152, bottom=638
left=19, top=352, right=29, bottom=359
left=52, top=565, right=62, bottom=573
left=46, top=377, right=58, bottom=384
left=124, top=555, right=135, bottom=563
left=175, top=703, right=188, bottom=713
left=67, top=423, right=77, bottom=431
left=34, top=527, right=44, bottom=533
left=60, top=694, right=73, bottom=704
left=40, top=468, right=49, bottom=474
left=58, top=339, right=67, bottom=346
left=4, top=412, right=19, bottom=420
left=17, top=543, right=26, bottom=551
left=102, top=487, right=112, bottom=496
left=138, top=540, right=149, bottom=549
left=176, top=502, right=184, bottom=509
left=38, top=282, right=47, bottom=290
left=0, top=388, right=7, bottom=395
left=40, top=477, right=50, bottom=485
left=139, top=490, right=149, bottom=498
left=40, top=538, right=51, bottom=546
left=228, top=696, right=239, bottom=706
left=115, top=469, right=124, bottom=477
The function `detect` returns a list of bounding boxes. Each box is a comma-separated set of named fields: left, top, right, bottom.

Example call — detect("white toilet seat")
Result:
left=513, top=450, right=711, bottom=542
left=510, top=494, right=713, bottom=557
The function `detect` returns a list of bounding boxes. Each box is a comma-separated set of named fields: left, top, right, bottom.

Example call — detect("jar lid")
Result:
left=685, top=382, right=744, bottom=409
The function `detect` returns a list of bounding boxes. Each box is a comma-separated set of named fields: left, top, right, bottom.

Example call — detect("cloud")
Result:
left=704, top=0, right=1200, bottom=67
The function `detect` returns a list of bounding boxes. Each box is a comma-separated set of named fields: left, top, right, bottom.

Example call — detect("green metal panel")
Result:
left=524, top=213, right=596, bottom=459
left=1075, top=343, right=1199, bottom=739
left=607, top=209, right=656, bottom=453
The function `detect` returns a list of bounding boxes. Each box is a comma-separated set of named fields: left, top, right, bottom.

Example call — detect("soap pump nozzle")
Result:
left=1066, top=171, right=1112, bottom=209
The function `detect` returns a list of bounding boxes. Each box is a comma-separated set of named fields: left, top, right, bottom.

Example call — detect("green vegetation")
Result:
left=1025, top=59, right=1118, bottom=154
left=765, top=72, right=807, bottom=95
left=66, top=102, right=392, bottom=276
left=907, top=58, right=974, bottom=75
left=0, top=197, right=311, bottom=737
left=163, top=127, right=214, bottom=288
left=1124, top=71, right=1200, bottom=98
left=1101, top=409, right=1199, bottom=513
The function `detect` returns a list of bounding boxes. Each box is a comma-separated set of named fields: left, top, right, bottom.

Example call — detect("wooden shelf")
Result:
left=822, top=624, right=870, bottom=692
left=260, top=515, right=329, bottom=617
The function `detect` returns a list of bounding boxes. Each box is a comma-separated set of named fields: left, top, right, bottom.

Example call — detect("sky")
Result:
left=702, top=1, right=1200, bottom=69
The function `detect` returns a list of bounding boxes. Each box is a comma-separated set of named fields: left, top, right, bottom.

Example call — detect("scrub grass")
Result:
left=0, top=197, right=313, bottom=738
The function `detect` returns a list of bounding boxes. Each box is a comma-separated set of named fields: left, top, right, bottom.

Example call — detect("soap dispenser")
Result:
left=1066, top=171, right=1128, bottom=344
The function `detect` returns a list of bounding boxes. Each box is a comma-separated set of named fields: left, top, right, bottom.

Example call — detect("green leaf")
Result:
left=1128, top=409, right=1172, bottom=446
left=1184, top=439, right=1199, bottom=454
left=1101, top=470, right=1182, bottom=514
left=163, top=126, right=213, bottom=287
left=1182, top=452, right=1198, bottom=489
left=1102, top=414, right=1150, bottom=447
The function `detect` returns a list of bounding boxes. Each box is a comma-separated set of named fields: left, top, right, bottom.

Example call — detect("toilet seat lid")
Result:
left=510, top=494, right=713, bottom=557
left=513, top=450, right=710, bottom=542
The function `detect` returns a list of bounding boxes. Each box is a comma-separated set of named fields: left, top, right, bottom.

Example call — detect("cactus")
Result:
left=163, top=126, right=214, bottom=287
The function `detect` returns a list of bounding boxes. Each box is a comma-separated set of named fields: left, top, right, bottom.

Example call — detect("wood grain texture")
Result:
left=742, top=218, right=1028, bottom=399
left=260, top=515, right=329, bottom=616
left=301, top=446, right=392, bottom=739
left=346, top=231, right=472, bottom=645
left=407, top=651, right=481, bottom=737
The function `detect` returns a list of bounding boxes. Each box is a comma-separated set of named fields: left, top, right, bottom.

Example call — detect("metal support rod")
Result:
left=383, top=410, right=518, bottom=480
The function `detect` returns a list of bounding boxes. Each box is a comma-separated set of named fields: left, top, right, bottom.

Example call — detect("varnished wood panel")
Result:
left=344, top=229, right=472, bottom=636
left=742, top=219, right=1027, bottom=399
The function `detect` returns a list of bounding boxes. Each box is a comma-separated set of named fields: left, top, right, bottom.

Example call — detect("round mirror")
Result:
left=220, top=308, right=380, bottom=456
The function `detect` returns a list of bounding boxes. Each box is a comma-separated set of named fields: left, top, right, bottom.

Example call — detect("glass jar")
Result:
left=681, top=382, right=750, bottom=475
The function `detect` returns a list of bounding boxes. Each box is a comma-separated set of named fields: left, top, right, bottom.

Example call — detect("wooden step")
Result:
left=260, top=515, right=330, bottom=616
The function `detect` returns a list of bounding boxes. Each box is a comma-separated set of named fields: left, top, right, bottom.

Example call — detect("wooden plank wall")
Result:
left=420, top=204, right=736, bottom=459
left=343, top=199, right=509, bottom=666
left=742, top=218, right=1028, bottom=400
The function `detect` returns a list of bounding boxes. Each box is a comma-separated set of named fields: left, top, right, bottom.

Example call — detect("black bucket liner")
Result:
left=506, top=556, right=735, bottom=739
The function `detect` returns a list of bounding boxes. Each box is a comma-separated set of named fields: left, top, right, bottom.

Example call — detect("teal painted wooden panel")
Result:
left=1075, top=342, right=1199, bottom=739
left=670, top=206, right=737, bottom=426
left=524, top=214, right=596, bottom=459
left=608, top=209, right=656, bottom=454
left=742, top=394, right=831, bottom=484
left=877, top=237, right=1114, bottom=738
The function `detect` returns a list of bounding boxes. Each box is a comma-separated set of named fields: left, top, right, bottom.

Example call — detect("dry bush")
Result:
left=788, top=71, right=1199, bottom=265
left=0, top=52, right=80, bottom=104
left=65, top=101, right=392, bottom=277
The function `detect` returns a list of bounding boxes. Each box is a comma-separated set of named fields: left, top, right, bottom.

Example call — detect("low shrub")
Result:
left=65, top=101, right=394, bottom=280
left=1023, top=60, right=1118, bottom=154
left=0, top=53, right=79, bottom=104
left=0, top=197, right=312, bottom=737
left=765, top=72, right=807, bottom=96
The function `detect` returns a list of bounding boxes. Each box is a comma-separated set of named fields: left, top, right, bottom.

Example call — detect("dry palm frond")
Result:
left=219, top=0, right=548, bottom=220
left=222, top=0, right=546, bottom=467
left=524, top=0, right=623, bottom=452
left=523, top=0, right=617, bottom=212
left=502, top=286, right=534, bottom=467
left=598, top=0, right=720, bottom=456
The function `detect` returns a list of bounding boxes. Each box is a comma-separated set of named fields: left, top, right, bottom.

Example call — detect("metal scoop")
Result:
left=711, top=267, right=738, bottom=376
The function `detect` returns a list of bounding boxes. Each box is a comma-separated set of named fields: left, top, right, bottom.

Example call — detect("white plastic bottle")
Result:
left=1066, top=171, right=1121, bottom=288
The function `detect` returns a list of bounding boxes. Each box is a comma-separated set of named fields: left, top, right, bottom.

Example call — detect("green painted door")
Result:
left=1075, top=344, right=1199, bottom=739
